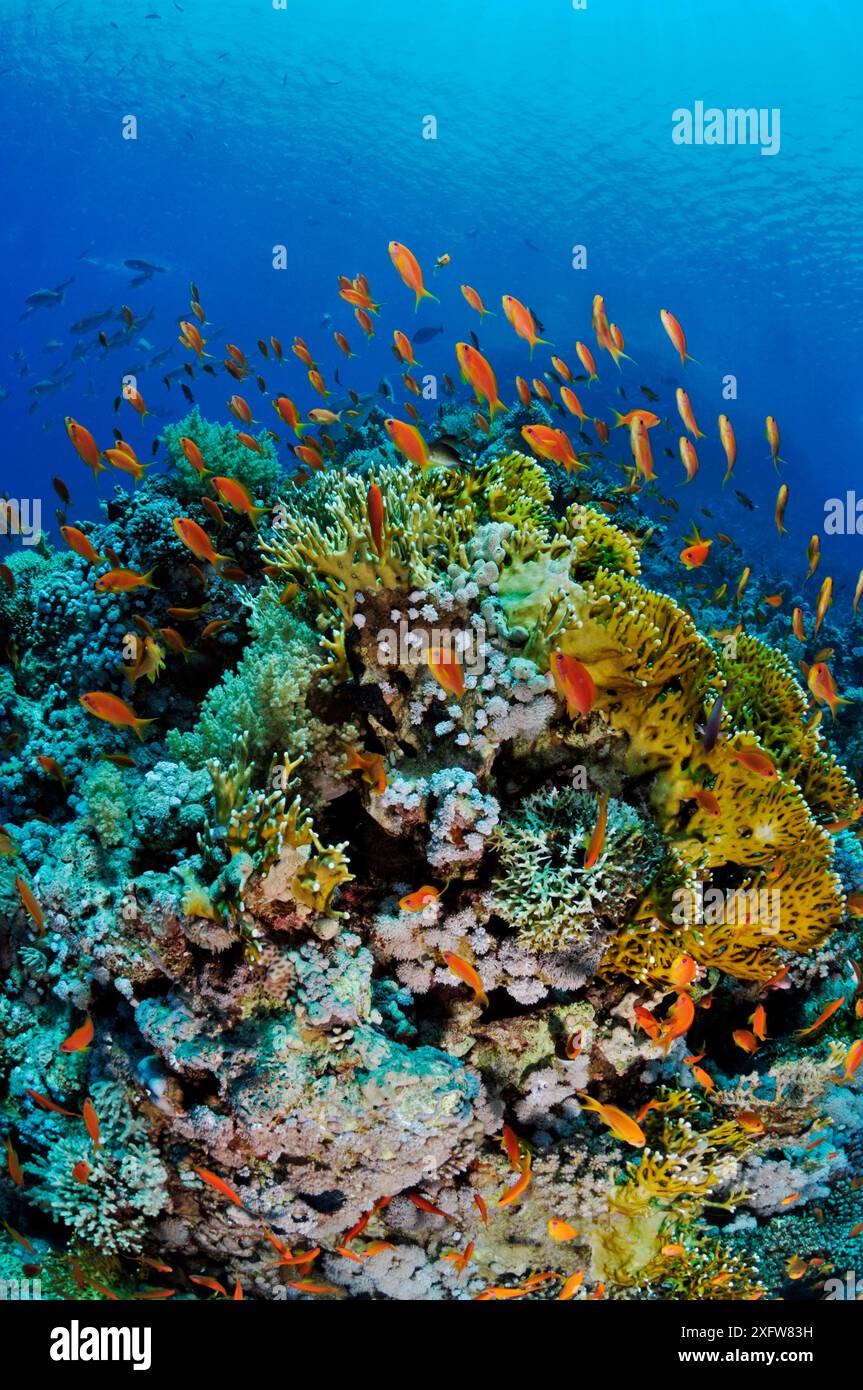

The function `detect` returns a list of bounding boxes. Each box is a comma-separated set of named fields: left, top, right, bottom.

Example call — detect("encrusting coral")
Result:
left=0, top=374, right=860, bottom=1304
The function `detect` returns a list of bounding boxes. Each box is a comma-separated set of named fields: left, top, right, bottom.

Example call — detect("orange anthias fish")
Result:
left=613, top=409, right=660, bottom=430
left=733, top=1029, right=758, bottom=1054
left=441, top=1241, right=474, bottom=1275
left=560, top=386, right=587, bottom=426
left=548, top=1218, right=579, bottom=1243
left=766, top=415, right=784, bottom=468
left=630, top=416, right=655, bottom=481
left=584, top=793, right=608, bottom=870
left=456, top=342, right=508, bottom=421
left=442, top=951, right=488, bottom=1009
left=658, top=992, right=696, bottom=1054
left=501, top=295, right=550, bottom=357
left=577, top=1094, right=645, bottom=1147
left=575, top=341, right=598, bottom=383
left=680, top=526, right=713, bottom=570
left=385, top=417, right=431, bottom=470
left=25, top=1088, right=79, bottom=1118
left=551, top=651, right=596, bottom=717
left=389, top=241, right=439, bottom=309
left=65, top=417, right=107, bottom=478
left=736, top=1110, right=765, bottom=1135
left=692, top=787, right=721, bottom=817
left=344, top=746, right=387, bottom=794
left=807, top=662, right=850, bottom=719
left=211, top=476, right=269, bottom=528
left=427, top=647, right=465, bottom=698
left=496, top=1152, right=532, bottom=1209
left=172, top=517, right=231, bottom=571
left=679, top=436, right=699, bottom=483
left=726, top=744, right=778, bottom=780
left=559, top=1270, right=585, bottom=1300
left=15, top=876, right=45, bottom=935
left=94, top=567, right=158, bottom=593
left=272, top=396, right=306, bottom=433
left=837, top=1039, right=863, bottom=1084
left=367, top=482, right=384, bottom=555
left=60, top=526, right=104, bottom=565
left=193, top=1167, right=246, bottom=1208
left=669, top=954, right=698, bottom=989
left=797, top=996, right=845, bottom=1037
left=6, top=1137, right=24, bottom=1187
left=676, top=388, right=705, bottom=438
left=521, top=424, right=581, bottom=473
left=82, top=1097, right=101, bottom=1154
left=718, top=414, right=737, bottom=486
left=751, top=1004, right=768, bottom=1041
left=660, top=309, right=694, bottom=367
left=399, top=885, right=440, bottom=912
left=461, top=284, right=493, bottom=318
left=60, top=1017, right=94, bottom=1053
left=775, top=483, right=789, bottom=536
left=80, top=692, right=156, bottom=741
left=814, top=576, right=833, bottom=635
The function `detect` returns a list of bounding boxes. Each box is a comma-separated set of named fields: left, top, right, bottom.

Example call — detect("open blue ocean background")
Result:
left=1, top=0, right=861, bottom=588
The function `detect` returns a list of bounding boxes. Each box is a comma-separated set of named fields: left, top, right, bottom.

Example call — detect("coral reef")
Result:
left=1, top=390, right=860, bottom=1305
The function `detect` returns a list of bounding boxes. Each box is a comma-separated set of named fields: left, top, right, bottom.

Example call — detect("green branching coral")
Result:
left=25, top=1082, right=169, bottom=1256
left=162, top=407, right=283, bottom=500
left=490, top=786, right=666, bottom=950
left=185, top=730, right=352, bottom=930
left=262, top=464, right=471, bottom=678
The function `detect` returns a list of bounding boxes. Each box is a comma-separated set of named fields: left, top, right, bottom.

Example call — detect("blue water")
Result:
left=2, top=0, right=862, bottom=588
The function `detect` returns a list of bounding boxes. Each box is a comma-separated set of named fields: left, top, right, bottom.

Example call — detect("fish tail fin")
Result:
left=249, top=505, right=270, bottom=529
left=612, top=410, right=626, bottom=427
left=576, top=1092, right=601, bottom=1113
left=694, top=428, right=706, bottom=439
left=416, top=289, right=440, bottom=310
left=133, top=717, right=158, bottom=741
left=609, top=348, right=636, bottom=369
left=684, top=353, right=700, bottom=366
left=489, top=397, right=509, bottom=423
left=143, top=568, right=159, bottom=588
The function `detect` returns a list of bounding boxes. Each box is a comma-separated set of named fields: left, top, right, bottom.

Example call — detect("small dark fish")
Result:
left=529, top=307, right=545, bottom=333
left=701, top=507, right=714, bottom=518
left=52, top=476, right=71, bottom=505
left=181, top=383, right=195, bottom=403
left=640, top=385, right=659, bottom=402
left=183, top=362, right=195, bottom=379
left=469, top=330, right=480, bottom=350
left=379, top=378, right=393, bottom=399
left=202, top=364, right=216, bottom=376
left=699, top=684, right=734, bottom=754
left=412, top=324, right=444, bottom=344
left=735, top=490, right=756, bottom=511
left=125, top=259, right=166, bottom=274
left=256, top=375, right=266, bottom=393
